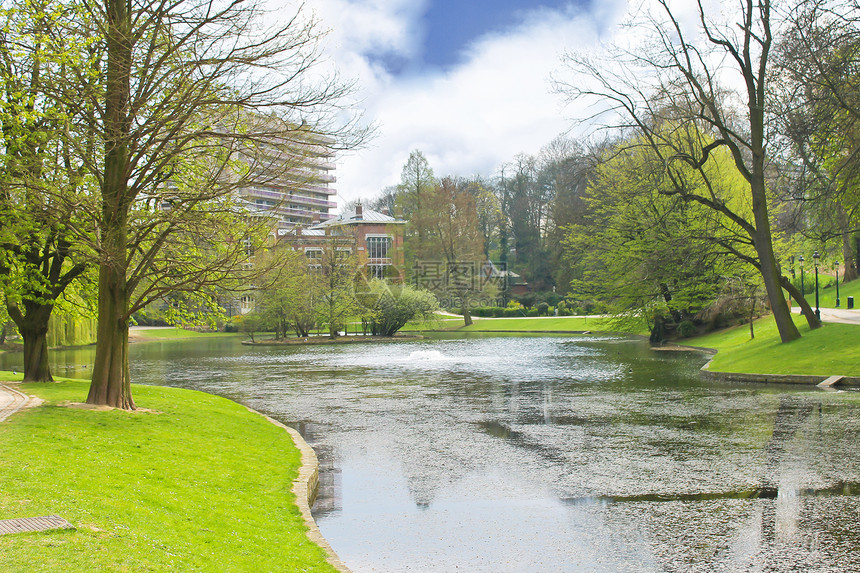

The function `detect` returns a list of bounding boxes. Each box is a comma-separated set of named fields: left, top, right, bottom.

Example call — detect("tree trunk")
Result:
left=462, top=306, right=473, bottom=327
left=87, top=0, right=135, bottom=409
left=749, top=296, right=756, bottom=340
left=21, top=326, right=53, bottom=382
left=842, top=227, right=858, bottom=282
left=7, top=301, right=54, bottom=382
left=750, top=174, right=801, bottom=342
left=780, top=276, right=821, bottom=329
left=87, top=265, right=135, bottom=409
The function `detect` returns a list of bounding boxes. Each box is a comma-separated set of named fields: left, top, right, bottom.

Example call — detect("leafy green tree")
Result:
left=775, top=0, right=860, bottom=281
left=49, top=0, right=362, bottom=408
left=359, top=279, right=438, bottom=337
left=254, top=248, right=317, bottom=339
left=397, top=150, right=438, bottom=267
left=565, top=136, right=753, bottom=342
left=421, top=176, right=485, bottom=325
left=315, top=244, right=359, bottom=339
left=0, top=0, right=91, bottom=381
left=558, top=0, right=808, bottom=342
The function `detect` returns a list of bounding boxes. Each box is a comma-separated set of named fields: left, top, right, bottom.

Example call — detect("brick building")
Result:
left=281, top=203, right=406, bottom=281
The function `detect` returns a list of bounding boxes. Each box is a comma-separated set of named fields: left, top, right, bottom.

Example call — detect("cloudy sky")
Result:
left=303, top=0, right=630, bottom=206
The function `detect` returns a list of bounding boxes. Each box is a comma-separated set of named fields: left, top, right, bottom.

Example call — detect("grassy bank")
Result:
left=404, top=315, right=634, bottom=334
left=687, top=314, right=860, bottom=377
left=0, top=376, right=336, bottom=573
left=130, top=327, right=241, bottom=340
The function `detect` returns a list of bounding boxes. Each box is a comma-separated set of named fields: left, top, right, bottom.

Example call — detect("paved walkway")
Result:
left=818, top=306, right=860, bottom=325
left=0, top=383, right=29, bottom=423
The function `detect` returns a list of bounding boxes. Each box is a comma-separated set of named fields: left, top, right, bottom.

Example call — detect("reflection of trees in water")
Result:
left=754, top=395, right=815, bottom=568
left=562, top=394, right=860, bottom=570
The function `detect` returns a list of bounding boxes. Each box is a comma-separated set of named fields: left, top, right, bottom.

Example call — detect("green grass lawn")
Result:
left=814, top=275, right=860, bottom=308
left=0, top=376, right=336, bottom=573
left=131, top=327, right=240, bottom=340
left=458, top=315, right=614, bottom=332
left=404, top=314, right=649, bottom=335
left=687, top=314, right=860, bottom=377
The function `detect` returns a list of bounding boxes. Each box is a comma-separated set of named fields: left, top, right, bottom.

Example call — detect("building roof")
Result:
left=309, top=206, right=405, bottom=229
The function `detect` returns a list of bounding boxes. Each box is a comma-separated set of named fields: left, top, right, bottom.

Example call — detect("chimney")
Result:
left=355, top=202, right=363, bottom=220
left=381, top=206, right=390, bottom=216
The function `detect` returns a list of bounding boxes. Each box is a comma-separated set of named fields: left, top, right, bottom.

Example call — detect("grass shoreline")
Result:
left=0, top=376, right=338, bottom=572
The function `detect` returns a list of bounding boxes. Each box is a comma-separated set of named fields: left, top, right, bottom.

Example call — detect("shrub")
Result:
left=537, top=302, right=549, bottom=316
left=677, top=320, right=696, bottom=338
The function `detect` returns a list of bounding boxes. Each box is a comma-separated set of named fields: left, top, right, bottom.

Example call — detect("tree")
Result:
left=565, top=136, right=749, bottom=342
left=255, top=247, right=319, bottom=339
left=0, top=0, right=90, bottom=381
left=52, top=0, right=362, bottom=408
left=466, top=177, right=503, bottom=260
left=396, top=150, right=437, bottom=266
left=557, top=0, right=810, bottom=342
left=421, top=177, right=485, bottom=325
left=359, top=279, right=438, bottom=337
left=774, top=0, right=860, bottom=281
left=315, top=243, right=359, bottom=338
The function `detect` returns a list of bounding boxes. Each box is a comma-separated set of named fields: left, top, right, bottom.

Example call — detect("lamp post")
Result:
left=813, top=250, right=821, bottom=320
left=789, top=256, right=796, bottom=309
left=835, top=261, right=841, bottom=308
left=799, top=255, right=805, bottom=314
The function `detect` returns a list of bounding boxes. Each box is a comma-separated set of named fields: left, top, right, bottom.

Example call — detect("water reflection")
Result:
left=4, top=334, right=860, bottom=571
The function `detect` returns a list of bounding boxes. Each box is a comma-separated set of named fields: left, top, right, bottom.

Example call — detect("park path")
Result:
left=818, top=306, right=860, bottom=326
left=0, top=383, right=29, bottom=423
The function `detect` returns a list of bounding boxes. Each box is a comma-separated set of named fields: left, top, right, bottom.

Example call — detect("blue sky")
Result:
left=308, top=0, right=626, bottom=203
left=419, top=1, right=591, bottom=71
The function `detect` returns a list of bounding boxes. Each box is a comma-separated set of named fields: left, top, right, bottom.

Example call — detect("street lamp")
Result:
left=797, top=255, right=806, bottom=299
left=835, top=261, right=841, bottom=308
left=813, top=250, right=821, bottom=320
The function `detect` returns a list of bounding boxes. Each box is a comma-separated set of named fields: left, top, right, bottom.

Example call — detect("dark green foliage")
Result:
left=677, top=320, right=697, bottom=338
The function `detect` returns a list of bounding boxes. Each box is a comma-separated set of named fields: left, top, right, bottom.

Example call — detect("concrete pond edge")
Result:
left=699, top=358, right=860, bottom=387
left=246, top=407, right=351, bottom=573
left=652, top=345, right=860, bottom=387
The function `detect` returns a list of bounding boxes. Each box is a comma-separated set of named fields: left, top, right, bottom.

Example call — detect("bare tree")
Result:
left=556, top=0, right=813, bottom=342
left=52, top=0, right=365, bottom=408
left=774, top=0, right=860, bottom=280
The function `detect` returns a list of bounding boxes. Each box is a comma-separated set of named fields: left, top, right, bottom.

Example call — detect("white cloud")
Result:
left=307, top=0, right=630, bottom=205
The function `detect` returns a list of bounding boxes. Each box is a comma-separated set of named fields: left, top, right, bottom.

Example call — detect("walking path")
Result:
left=0, top=383, right=28, bottom=423
left=818, top=306, right=860, bottom=325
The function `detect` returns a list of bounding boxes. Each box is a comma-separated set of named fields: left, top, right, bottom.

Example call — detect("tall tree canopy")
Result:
left=556, top=0, right=812, bottom=342
left=41, top=0, right=365, bottom=408
left=0, top=0, right=90, bottom=381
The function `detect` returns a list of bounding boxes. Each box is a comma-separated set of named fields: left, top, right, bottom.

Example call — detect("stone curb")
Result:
left=699, top=358, right=860, bottom=387
left=246, top=407, right=351, bottom=573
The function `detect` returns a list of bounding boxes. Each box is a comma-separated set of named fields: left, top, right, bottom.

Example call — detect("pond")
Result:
left=4, top=334, right=860, bottom=571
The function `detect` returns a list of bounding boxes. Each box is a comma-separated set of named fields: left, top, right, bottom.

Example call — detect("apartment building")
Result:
left=237, top=129, right=338, bottom=229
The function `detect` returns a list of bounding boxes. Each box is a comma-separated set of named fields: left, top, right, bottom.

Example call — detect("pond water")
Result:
left=4, top=334, right=860, bottom=571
